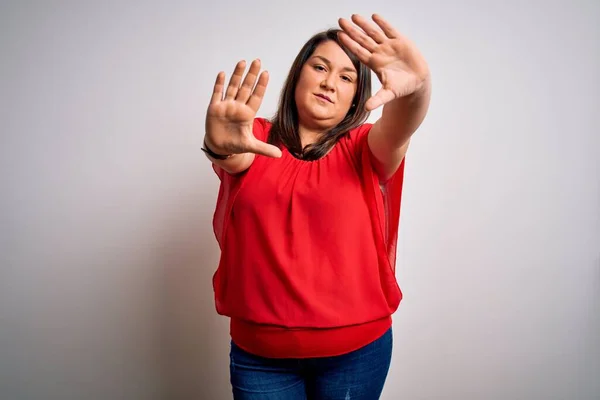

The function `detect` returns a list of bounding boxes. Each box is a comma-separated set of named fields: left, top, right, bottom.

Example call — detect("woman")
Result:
left=203, top=13, right=431, bottom=400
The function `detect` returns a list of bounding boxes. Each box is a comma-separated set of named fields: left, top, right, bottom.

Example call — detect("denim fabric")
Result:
left=229, top=328, right=393, bottom=399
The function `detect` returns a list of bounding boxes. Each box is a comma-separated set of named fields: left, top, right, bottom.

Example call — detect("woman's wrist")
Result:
left=202, top=138, right=233, bottom=160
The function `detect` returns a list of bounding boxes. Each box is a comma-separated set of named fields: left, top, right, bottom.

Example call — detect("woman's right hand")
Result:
left=205, top=59, right=282, bottom=158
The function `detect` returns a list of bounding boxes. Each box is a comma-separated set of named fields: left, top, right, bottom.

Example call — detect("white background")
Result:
left=1, top=1, right=598, bottom=399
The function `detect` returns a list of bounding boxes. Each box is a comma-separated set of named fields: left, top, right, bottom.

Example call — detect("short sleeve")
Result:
left=211, top=117, right=270, bottom=248
left=348, top=123, right=406, bottom=275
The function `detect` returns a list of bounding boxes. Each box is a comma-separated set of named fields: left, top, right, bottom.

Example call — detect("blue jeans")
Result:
left=229, top=328, right=393, bottom=399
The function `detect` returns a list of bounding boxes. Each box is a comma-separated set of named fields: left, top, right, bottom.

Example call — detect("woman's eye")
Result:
left=314, top=65, right=326, bottom=71
left=341, top=76, right=352, bottom=82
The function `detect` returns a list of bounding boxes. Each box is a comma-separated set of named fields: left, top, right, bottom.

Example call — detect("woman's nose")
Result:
left=320, top=74, right=335, bottom=90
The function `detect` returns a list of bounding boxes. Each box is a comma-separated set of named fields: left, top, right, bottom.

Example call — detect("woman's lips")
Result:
left=315, top=93, right=333, bottom=103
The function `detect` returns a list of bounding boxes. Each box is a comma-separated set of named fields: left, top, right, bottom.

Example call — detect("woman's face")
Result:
left=294, top=40, right=358, bottom=130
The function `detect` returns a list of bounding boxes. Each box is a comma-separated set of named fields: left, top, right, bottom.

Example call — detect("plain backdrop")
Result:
left=1, top=1, right=599, bottom=399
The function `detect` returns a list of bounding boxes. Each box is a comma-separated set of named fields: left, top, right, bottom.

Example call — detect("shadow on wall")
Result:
left=155, top=191, right=231, bottom=400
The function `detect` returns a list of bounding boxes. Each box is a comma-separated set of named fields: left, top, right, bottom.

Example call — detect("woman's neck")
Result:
left=298, top=124, right=328, bottom=147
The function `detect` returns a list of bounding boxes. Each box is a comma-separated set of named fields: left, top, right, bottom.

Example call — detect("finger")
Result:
left=246, top=70, right=269, bottom=111
left=210, top=71, right=225, bottom=104
left=337, top=31, right=371, bottom=64
left=248, top=138, right=282, bottom=158
left=236, top=59, right=261, bottom=103
left=350, top=14, right=387, bottom=44
left=338, top=17, right=378, bottom=52
left=365, top=88, right=397, bottom=111
left=224, top=60, right=246, bottom=100
left=371, top=14, right=401, bottom=40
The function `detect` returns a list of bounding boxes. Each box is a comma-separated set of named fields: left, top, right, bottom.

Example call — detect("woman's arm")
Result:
left=368, top=77, right=431, bottom=181
left=202, top=135, right=255, bottom=175
left=338, top=14, right=431, bottom=181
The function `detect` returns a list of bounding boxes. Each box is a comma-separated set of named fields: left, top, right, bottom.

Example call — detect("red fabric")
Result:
left=231, top=315, right=392, bottom=359
left=211, top=118, right=405, bottom=358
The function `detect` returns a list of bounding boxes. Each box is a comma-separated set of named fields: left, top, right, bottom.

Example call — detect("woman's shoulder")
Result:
left=254, top=116, right=271, bottom=126
left=343, top=122, right=374, bottom=147
left=252, top=117, right=272, bottom=141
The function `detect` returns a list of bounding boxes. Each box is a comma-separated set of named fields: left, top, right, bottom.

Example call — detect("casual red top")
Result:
left=211, top=117, right=405, bottom=358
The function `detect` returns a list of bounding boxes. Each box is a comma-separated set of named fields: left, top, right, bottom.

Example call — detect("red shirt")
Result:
left=211, top=118, right=405, bottom=358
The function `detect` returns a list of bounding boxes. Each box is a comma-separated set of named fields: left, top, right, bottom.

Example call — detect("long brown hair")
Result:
left=268, top=28, right=372, bottom=161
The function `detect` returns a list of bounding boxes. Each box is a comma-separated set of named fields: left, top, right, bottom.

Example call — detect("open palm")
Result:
left=205, top=59, right=281, bottom=158
left=338, top=14, right=430, bottom=111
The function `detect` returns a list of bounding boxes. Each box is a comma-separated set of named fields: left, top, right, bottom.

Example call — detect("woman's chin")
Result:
left=301, top=106, right=334, bottom=123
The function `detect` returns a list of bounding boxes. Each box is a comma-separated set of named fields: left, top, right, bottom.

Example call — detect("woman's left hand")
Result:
left=338, top=14, right=430, bottom=111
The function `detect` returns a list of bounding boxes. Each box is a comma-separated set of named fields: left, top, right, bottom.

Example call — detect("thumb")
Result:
left=248, top=138, right=283, bottom=158
left=365, top=88, right=396, bottom=111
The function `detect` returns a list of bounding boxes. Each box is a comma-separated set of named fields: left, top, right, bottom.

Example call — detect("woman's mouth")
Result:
left=315, top=93, right=333, bottom=103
